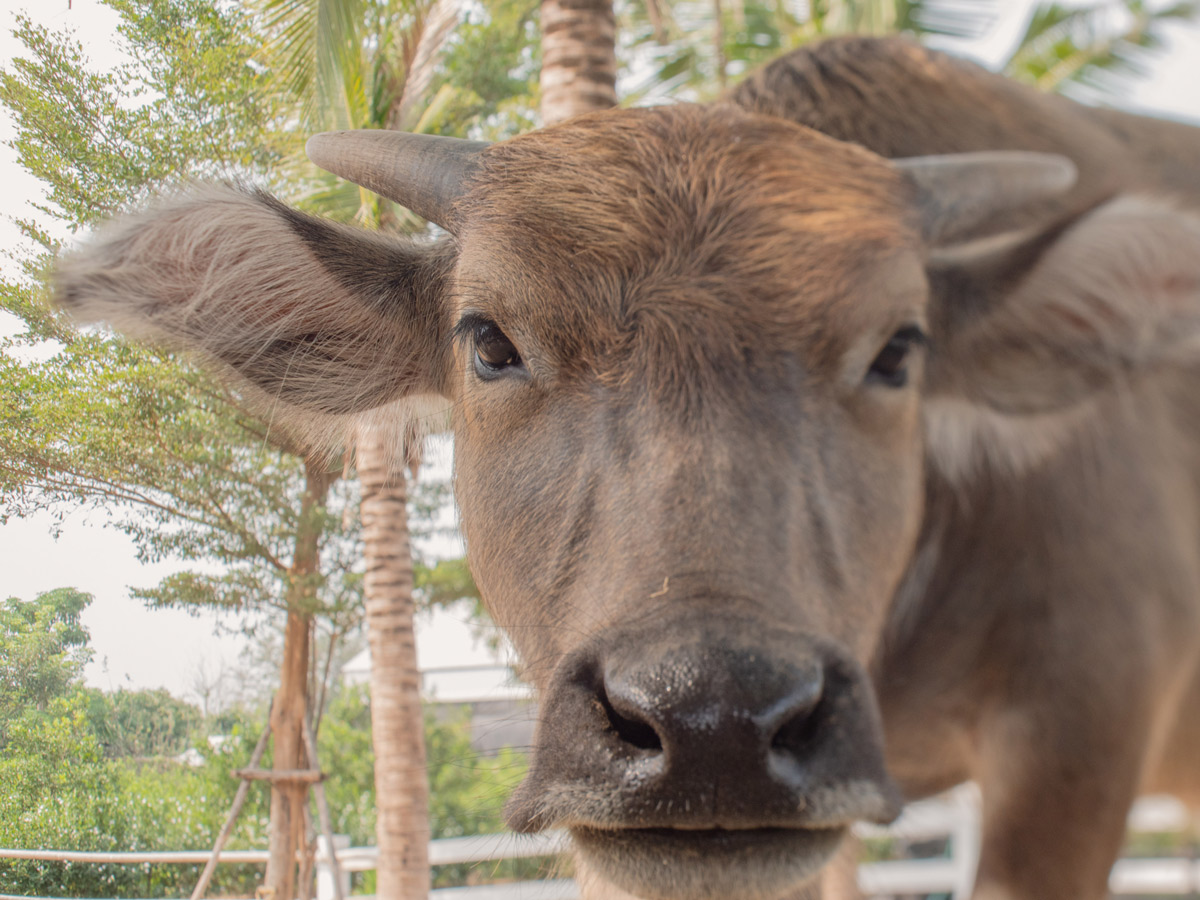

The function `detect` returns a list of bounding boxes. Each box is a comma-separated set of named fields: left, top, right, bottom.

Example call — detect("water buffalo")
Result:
left=57, top=35, right=1200, bottom=900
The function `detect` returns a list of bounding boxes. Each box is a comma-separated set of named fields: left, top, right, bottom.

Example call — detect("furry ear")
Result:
left=925, top=196, right=1200, bottom=475
left=897, top=151, right=1077, bottom=246
left=56, top=184, right=455, bottom=449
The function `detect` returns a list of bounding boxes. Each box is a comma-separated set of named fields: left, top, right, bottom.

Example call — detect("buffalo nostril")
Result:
left=598, top=681, right=664, bottom=752
left=766, top=667, right=825, bottom=756
left=770, top=694, right=825, bottom=755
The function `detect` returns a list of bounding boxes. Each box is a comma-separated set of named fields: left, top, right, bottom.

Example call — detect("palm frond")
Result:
left=1005, top=0, right=1200, bottom=96
left=808, top=0, right=997, bottom=38
left=252, top=0, right=465, bottom=229
left=390, top=0, right=461, bottom=131
left=255, top=0, right=368, bottom=128
left=898, top=0, right=998, bottom=38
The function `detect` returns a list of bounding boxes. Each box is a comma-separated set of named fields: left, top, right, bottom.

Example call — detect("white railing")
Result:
left=2, top=787, right=1196, bottom=900
left=0, top=833, right=570, bottom=900
left=855, top=786, right=1200, bottom=900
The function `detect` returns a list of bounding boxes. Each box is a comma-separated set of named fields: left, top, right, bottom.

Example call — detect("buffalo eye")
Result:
left=867, top=326, right=927, bottom=388
left=473, top=320, right=522, bottom=377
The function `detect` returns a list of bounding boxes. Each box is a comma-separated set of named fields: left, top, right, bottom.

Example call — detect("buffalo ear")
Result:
left=924, top=196, right=1200, bottom=474
left=56, top=184, right=455, bottom=449
left=896, top=151, right=1078, bottom=246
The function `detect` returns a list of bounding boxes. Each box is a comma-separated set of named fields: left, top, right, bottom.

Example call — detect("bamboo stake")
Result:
left=297, top=802, right=315, bottom=900
left=302, top=717, right=346, bottom=900
left=191, top=716, right=273, bottom=900
left=233, top=768, right=325, bottom=784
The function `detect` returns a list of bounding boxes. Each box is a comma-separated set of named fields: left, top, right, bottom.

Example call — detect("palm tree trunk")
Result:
left=537, top=5, right=619, bottom=891
left=364, top=6, right=464, bottom=893
left=265, top=459, right=334, bottom=900
left=540, top=0, right=617, bottom=125
left=358, top=425, right=429, bottom=900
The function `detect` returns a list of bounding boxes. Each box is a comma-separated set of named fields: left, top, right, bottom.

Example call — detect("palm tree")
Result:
left=355, top=423, right=430, bottom=900
left=253, top=1, right=467, bottom=896
left=540, top=0, right=619, bottom=122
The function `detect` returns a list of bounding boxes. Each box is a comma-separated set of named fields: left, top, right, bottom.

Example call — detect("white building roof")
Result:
left=342, top=599, right=532, bottom=703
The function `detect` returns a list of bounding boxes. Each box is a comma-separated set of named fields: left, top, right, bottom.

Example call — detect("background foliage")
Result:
left=0, top=590, right=529, bottom=895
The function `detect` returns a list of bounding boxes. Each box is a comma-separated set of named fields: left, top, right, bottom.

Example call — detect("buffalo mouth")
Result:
left=510, top=627, right=900, bottom=898
left=571, top=823, right=846, bottom=900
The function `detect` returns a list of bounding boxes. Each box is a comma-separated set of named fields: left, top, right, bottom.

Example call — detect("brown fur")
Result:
left=727, top=35, right=1200, bottom=215
left=457, top=104, right=917, bottom=401
left=55, top=36, right=1200, bottom=900
left=57, top=184, right=457, bottom=458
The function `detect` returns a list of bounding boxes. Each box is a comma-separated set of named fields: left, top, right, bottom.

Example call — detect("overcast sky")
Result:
left=3, top=0, right=1200, bottom=702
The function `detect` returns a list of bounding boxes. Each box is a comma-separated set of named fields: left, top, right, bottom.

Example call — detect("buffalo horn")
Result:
left=306, top=130, right=489, bottom=231
left=896, top=152, right=1078, bottom=246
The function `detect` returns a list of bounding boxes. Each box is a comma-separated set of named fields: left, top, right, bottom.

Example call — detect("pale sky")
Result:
left=2, top=0, right=1200, bottom=702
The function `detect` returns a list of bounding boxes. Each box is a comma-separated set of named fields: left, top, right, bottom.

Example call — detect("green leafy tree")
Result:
left=424, top=709, right=546, bottom=888
left=0, top=692, right=126, bottom=896
left=0, top=591, right=269, bottom=898
left=3, top=1, right=534, bottom=897
left=1, top=339, right=361, bottom=626
left=0, top=0, right=290, bottom=254
left=252, top=0, right=447, bottom=889
left=88, top=687, right=204, bottom=759
left=0, top=2, right=360, bottom=893
left=315, top=685, right=542, bottom=891
left=0, top=588, right=91, bottom=742
left=0, top=2, right=351, bottom=615
left=0, top=703, right=274, bottom=898
left=427, top=0, right=541, bottom=139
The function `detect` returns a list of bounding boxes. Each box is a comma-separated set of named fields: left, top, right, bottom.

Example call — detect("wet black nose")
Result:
left=599, top=645, right=826, bottom=780
left=505, top=621, right=901, bottom=833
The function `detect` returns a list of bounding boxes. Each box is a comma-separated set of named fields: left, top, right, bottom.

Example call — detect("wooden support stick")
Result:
left=191, top=717, right=273, bottom=900
left=234, top=768, right=325, bottom=784
left=303, top=717, right=346, bottom=900
left=297, top=802, right=315, bottom=900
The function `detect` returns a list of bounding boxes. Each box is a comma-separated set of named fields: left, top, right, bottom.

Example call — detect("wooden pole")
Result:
left=297, top=804, right=315, bottom=900
left=191, top=716, right=273, bottom=900
left=233, top=769, right=325, bottom=784
left=303, top=717, right=346, bottom=900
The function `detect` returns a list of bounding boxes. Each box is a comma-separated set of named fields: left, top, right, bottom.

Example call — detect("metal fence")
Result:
left=3, top=787, right=1197, bottom=900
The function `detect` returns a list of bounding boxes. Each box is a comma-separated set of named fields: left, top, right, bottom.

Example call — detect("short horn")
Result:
left=896, top=151, right=1078, bottom=246
left=306, top=130, right=489, bottom=231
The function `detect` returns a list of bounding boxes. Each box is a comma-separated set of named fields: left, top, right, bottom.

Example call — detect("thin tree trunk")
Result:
left=358, top=425, right=429, bottom=900
left=540, top=0, right=618, bottom=125
left=265, top=459, right=334, bottom=900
